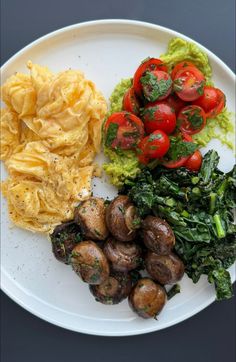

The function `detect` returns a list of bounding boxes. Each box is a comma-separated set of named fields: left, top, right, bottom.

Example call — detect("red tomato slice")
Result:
left=171, top=61, right=198, bottom=79
left=133, top=58, right=168, bottom=97
left=173, top=66, right=205, bottom=102
left=184, top=150, right=202, bottom=171
left=140, top=70, right=172, bottom=102
left=177, top=105, right=206, bottom=135
left=105, top=112, right=144, bottom=150
left=122, top=87, right=140, bottom=115
left=165, top=94, right=187, bottom=115
left=162, top=133, right=193, bottom=168
left=142, top=101, right=176, bottom=134
left=193, top=86, right=225, bottom=118
left=137, top=130, right=170, bottom=164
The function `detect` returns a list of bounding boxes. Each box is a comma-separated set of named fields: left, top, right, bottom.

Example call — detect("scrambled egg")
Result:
left=0, top=62, right=107, bottom=233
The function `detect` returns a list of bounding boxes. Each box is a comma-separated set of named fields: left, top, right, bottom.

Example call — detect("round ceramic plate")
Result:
left=1, top=19, right=235, bottom=336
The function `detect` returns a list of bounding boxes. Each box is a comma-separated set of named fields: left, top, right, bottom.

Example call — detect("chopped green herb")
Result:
left=140, top=71, right=172, bottom=102
left=182, top=107, right=204, bottom=130
left=148, top=133, right=162, bottom=142
left=94, top=229, right=102, bottom=237
left=132, top=217, right=141, bottom=227
left=105, top=123, right=119, bottom=147
left=196, top=81, right=205, bottom=95
left=142, top=106, right=158, bottom=120
left=173, top=78, right=183, bottom=92
left=166, top=136, right=198, bottom=161
left=118, top=205, right=125, bottom=214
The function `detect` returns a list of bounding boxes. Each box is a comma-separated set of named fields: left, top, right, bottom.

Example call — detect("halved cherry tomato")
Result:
left=122, top=87, right=140, bottom=115
left=193, top=86, right=225, bottom=118
left=171, top=61, right=198, bottom=79
left=163, top=133, right=194, bottom=168
left=165, top=94, right=187, bottom=115
left=177, top=105, right=206, bottom=135
left=173, top=66, right=205, bottom=101
left=105, top=112, right=144, bottom=150
left=133, top=58, right=168, bottom=97
left=142, top=101, right=176, bottom=134
left=137, top=138, right=150, bottom=165
left=137, top=130, right=170, bottom=164
left=140, top=70, right=172, bottom=102
left=184, top=150, right=202, bottom=171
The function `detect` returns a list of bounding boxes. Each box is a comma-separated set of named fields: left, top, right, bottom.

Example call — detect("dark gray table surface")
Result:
left=1, top=0, right=235, bottom=361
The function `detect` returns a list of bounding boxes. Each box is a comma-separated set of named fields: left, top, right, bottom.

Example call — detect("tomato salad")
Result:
left=104, top=57, right=226, bottom=171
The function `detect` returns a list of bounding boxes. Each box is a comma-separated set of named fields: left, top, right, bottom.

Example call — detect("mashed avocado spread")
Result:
left=103, top=38, right=234, bottom=188
left=160, top=37, right=212, bottom=82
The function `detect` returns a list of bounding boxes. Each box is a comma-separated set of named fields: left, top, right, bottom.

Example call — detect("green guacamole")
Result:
left=160, top=37, right=213, bottom=83
left=103, top=148, right=140, bottom=188
left=103, top=37, right=234, bottom=187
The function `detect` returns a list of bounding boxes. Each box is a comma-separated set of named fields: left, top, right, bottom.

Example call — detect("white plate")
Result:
left=1, top=19, right=235, bottom=336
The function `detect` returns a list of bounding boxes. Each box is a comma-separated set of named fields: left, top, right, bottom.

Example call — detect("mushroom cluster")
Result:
left=50, top=195, right=184, bottom=320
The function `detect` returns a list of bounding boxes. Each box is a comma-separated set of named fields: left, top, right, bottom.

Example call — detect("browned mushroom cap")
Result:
left=128, top=278, right=166, bottom=319
left=145, top=251, right=185, bottom=285
left=71, top=241, right=109, bottom=284
left=105, top=195, right=140, bottom=242
left=142, top=215, right=175, bottom=255
left=89, top=271, right=132, bottom=305
left=50, top=221, right=82, bottom=264
left=103, top=238, right=142, bottom=272
left=74, top=197, right=109, bottom=241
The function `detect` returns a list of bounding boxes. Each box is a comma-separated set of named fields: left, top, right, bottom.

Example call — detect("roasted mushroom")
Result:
left=103, top=238, right=142, bottom=272
left=105, top=195, right=140, bottom=242
left=50, top=221, right=82, bottom=264
left=128, top=278, right=166, bottom=319
left=90, top=271, right=132, bottom=305
left=74, top=197, right=109, bottom=241
left=145, top=251, right=185, bottom=285
left=142, top=215, right=175, bottom=255
left=71, top=241, right=109, bottom=284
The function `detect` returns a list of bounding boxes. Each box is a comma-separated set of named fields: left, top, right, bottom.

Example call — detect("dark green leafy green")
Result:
left=167, top=284, right=181, bottom=300
left=122, top=150, right=236, bottom=300
left=208, top=268, right=233, bottom=300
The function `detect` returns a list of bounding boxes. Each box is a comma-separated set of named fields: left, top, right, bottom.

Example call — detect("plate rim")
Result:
left=1, top=18, right=235, bottom=336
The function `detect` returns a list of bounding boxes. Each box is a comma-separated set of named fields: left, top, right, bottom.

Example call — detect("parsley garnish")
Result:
left=105, top=123, right=119, bottom=147
left=166, top=136, right=198, bottom=161
left=148, top=133, right=162, bottom=141
left=182, top=107, right=204, bottom=130
left=94, top=229, right=102, bottom=237
left=196, top=81, right=205, bottom=95
left=140, top=71, right=172, bottom=102
left=118, top=205, right=125, bottom=214
left=173, top=78, right=183, bottom=92
left=142, top=106, right=158, bottom=120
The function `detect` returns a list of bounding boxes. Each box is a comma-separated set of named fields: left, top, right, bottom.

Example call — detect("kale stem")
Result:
left=167, top=284, right=181, bottom=300
left=213, top=214, right=226, bottom=238
left=209, top=192, right=217, bottom=214
left=217, top=179, right=228, bottom=197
